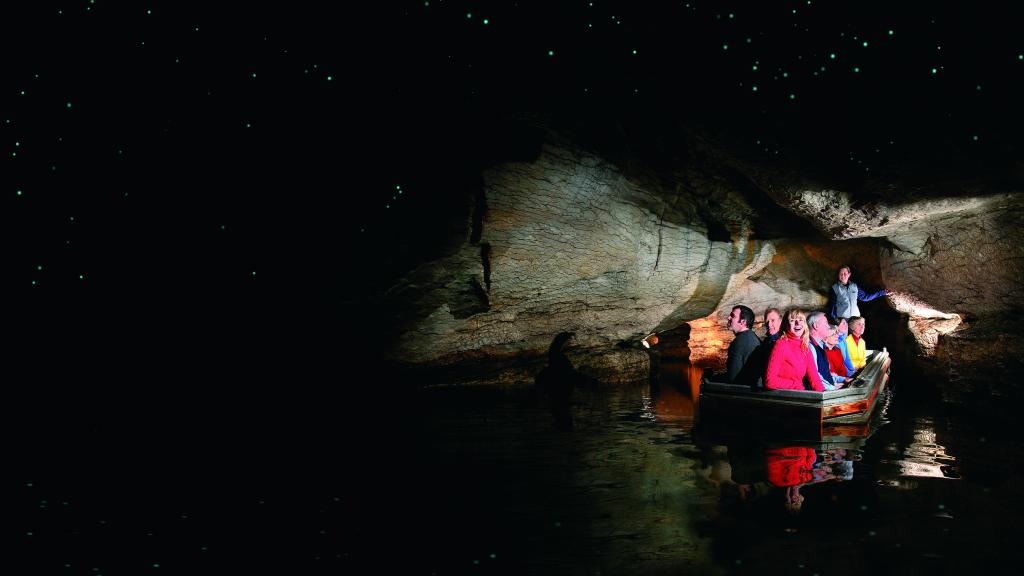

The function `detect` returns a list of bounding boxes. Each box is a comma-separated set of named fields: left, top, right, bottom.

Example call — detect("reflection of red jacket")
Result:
left=766, top=447, right=816, bottom=487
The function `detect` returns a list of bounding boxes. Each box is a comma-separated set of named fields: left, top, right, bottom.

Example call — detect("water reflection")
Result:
left=534, top=331, right=600, bottom=430
left=760, top=446, right=859, bottom=513
left=877, top=418, right=961, bottom=484
left=383, top=362, right=1022, bottom=574
left=650, top=370, right=696, bottom=424
left=688, top=430, right=868, bottom=518
left=18, top=356, right=1024, bottom=574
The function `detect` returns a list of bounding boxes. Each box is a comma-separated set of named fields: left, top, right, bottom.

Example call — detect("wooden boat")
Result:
left=696, top=348, right=891, bottom=441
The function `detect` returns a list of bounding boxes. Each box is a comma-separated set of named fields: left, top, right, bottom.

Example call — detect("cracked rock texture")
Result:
left=382, top=130, right=1024, bottom=394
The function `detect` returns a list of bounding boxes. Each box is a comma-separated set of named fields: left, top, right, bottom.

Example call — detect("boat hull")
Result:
left=697, top=349, right=891, bottom=441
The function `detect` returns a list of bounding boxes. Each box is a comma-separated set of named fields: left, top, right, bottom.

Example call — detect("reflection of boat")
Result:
left=695, top=418, right=885, bottom=453
left=697, top=348, right=891, bottom=441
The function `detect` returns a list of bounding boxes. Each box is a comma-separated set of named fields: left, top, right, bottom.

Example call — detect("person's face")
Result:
left=786, top=486, right=805, bottom=511
left=787, top=314, right=805, bottom=337
left=766, top=311, right=782, bottom=335
left=811, top=315, right=830, bottom=340
left=851, top=320, right=865, bottom=338
left=838, top=267, right=851, bottom=284
left=727, top=308, right=744, bottom=332
left=825, top=332, right=839, bottom=348
left=838, top=318, right=848, bottom=335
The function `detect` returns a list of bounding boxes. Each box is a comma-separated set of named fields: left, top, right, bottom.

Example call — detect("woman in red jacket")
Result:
left=765, top=308, right=824, bottom=391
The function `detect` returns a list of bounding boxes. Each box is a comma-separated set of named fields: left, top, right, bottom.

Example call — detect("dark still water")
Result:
left=14, top=362, right=1024, bottom=575
left=380, top=363, right=1024, bottom=575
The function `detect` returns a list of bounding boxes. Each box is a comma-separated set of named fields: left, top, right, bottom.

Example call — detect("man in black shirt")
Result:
left=726, top=305, right=761, bottom=384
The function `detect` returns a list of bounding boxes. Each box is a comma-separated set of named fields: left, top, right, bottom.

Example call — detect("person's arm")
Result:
left=804, top=449, right=817, bottom=469
left=847, top=336, right=866, bottom=369
left=765, top=342, right=786, bottom=389
left=735, top=335, right=764, bottom=385
left=803, top=347, right=825, bottom=392
left=837, top=338, right=856, bottom=374
left=811, top=348, right=834, bottom=390
left=726, top=340, right=742, bottom=382
left=826, top=285, right=838, bottom=319
left=858, top=286, right=888, bottom=302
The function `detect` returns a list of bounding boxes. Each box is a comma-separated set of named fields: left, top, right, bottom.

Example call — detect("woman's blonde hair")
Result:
left=782, top=307, right=810, bottom=349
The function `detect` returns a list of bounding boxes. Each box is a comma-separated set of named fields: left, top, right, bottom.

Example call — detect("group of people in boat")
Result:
left=725, top=265, right=889, bottom=392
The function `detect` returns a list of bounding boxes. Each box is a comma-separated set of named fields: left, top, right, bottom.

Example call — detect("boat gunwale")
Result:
left=699, top=349, right=889, bottom=408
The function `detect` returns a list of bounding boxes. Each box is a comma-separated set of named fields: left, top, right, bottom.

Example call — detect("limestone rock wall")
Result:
left=386, top=139, right=774, bottom=384
left=750, top=169, right=1024, bottom=397
left=882, top=199, right=1024, bottom=397
left=382, top=130, right=1024, bottom=392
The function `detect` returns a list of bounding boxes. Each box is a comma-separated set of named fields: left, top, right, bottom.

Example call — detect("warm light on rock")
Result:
left=686, top=317, right=730, bottom=369
left=888, top=291, right=962, bottom=357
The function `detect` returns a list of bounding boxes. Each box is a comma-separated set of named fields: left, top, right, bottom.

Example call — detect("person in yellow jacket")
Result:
left=845, top=316, right=868, bottom=369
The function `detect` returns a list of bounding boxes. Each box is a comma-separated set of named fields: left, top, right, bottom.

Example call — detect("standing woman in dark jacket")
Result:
left=828, top=265, right=889, bottom=321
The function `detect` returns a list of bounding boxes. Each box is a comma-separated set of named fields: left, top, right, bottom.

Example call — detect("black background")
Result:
left=9, top=3, right=1024, bottom=573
